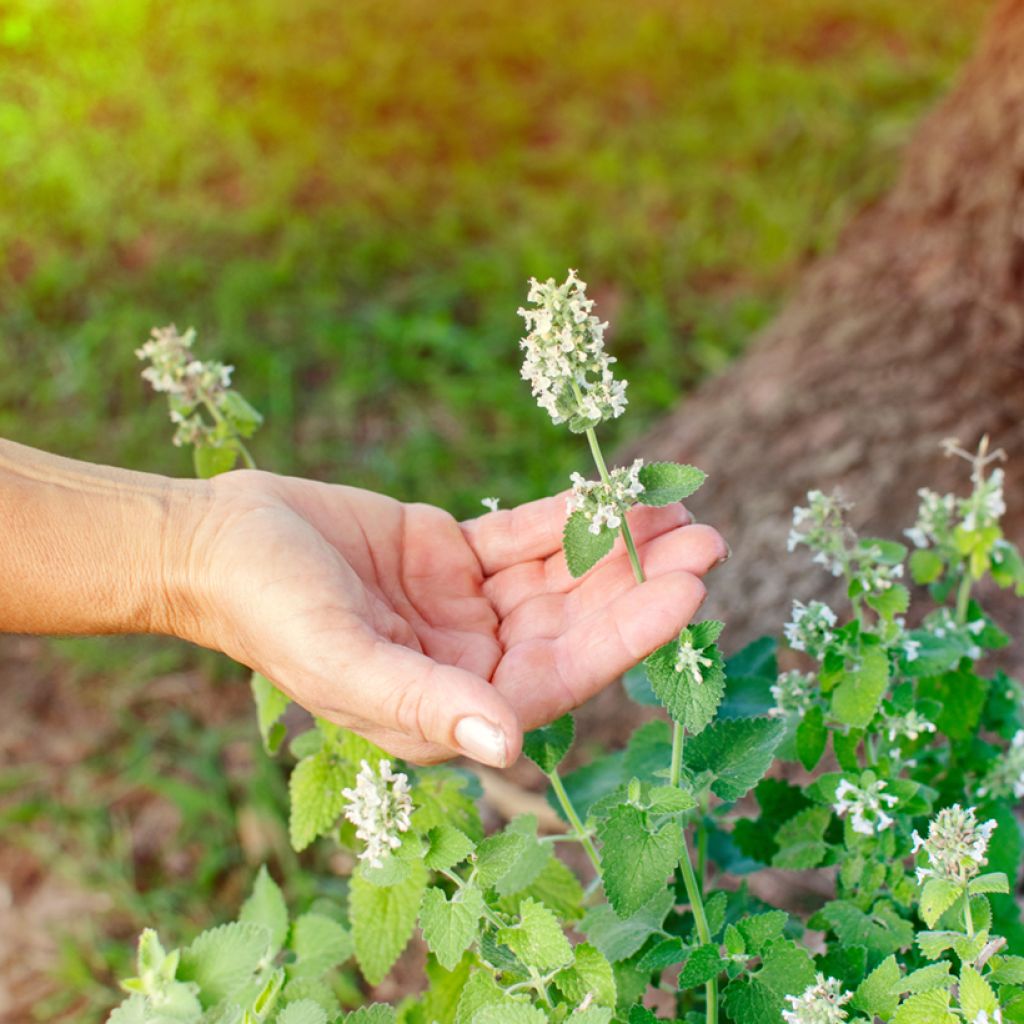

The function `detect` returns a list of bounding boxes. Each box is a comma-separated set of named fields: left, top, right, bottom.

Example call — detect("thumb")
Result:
left=358, top=640, right=522, bottom=768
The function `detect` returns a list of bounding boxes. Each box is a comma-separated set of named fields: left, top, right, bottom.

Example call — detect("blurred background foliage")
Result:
left=0, top=0, right=989, bottom=514
left=0, top=0, right=991, bottom=1018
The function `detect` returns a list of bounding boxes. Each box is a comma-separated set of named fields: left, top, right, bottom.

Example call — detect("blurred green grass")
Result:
left=0, top=0, right=988, bottom=516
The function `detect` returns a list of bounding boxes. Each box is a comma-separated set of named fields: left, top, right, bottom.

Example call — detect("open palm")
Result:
left=184, top=469, right=726, bottom=766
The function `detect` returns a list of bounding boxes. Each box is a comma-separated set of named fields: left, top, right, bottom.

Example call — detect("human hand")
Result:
left=173, top=470, right=727, bottom=767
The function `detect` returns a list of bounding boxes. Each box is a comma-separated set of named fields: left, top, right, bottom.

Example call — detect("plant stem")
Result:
left=955, top=572, right=972, bottom=625
left=964, top=886, right=975, bottom=940
left=548, top=769, right=602, bottom=876
left=202, top=397, right=258, bottom=469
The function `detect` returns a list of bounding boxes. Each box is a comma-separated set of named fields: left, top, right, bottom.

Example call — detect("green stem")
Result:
left=697, top=796, right=709, bottom=893
left=964, top=885, right=975, bottom=941
left=202, top=397, right=258, bottom=469
left=548, top=769, right=602, bottom=876
left=955, top=571, right=972, bottom=625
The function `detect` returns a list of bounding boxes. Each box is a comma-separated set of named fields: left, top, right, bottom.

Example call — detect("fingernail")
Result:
left=455, top=716, right=508, bottom=768
left=716, top=543, right=732, bottom=566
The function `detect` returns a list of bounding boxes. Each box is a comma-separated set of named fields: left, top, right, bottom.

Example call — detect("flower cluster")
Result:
left=566, top=459, right=644, bottom=535
left=782, top=974, right=853, bottom=1024
left=833, top=777, right=898, bottom=836
left=912, top=804, right=996, bottom=885
left=784, top=600, right=838, bottom=658
left=904, top=488, right=956, bottom=549
left=342, top=759, right=414, bottom=869
left=883, top=710, right=936, bottom=744
left=675, top=636, right=714, bottom=684
left=768, top=670, right=816, bottom=719
left=923, top=608, right=984, bottom=660
left=962, top=466, right=1006, bottom=532
left=518, top=270, right=627, bottom=428
left=850, top=543, right=905, bottom=594
left=136, top=325, right=235, bottom=448
left=787, top=491, right=851, bottom=576
left=978, top=729, right=1024, bottom=801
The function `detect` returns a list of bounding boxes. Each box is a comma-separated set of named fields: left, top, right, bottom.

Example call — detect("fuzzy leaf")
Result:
left=496, top=897, right=573, bottom=972
left=475, top=831, right=530, bottom=890
left=279, top=1001, right=329, bottom=1024
left=419, top=886, right=484, bottom=971
left=522, top=714, right=574, bottom=773
left=580, top=890, right=674, bottom=963
left=597, top=803, right=682, bottom=917
left=496, top=854, right=584, bottom=921
left=644, top=634, right=726, bottom=735
left=771, top=807, right=831, bottom=870
left=424, top=825, right=476, bottom=872
left=851, top=954, right=900, bottom=1020
left=737, top=911, right=788, bottom=955
left=564, top=510, right=616, bottom=578
left=959, top=965, right=998, bottom=1020
left=455, top=972, right=521, bottom=1024
left=678, top=944, right=725, bottom=989
left=820, top=899, right=914, bottom=958
left=194, top=443, right=238, bottom=478
left=867, top=584, right=910, bottom=620
left=890, top=989, right=956, bottom=1024
left=350, top=860, right=427, bottom=984
left=795, top=705, right=828, bottom=772
left=178, top=922, right=273, bottom=1005
left=554, top=943, right=617, bottom=1007
left=472, top=1007, right=547, bottom=1024
left=910, top=550, right=945, bottom=585
left=968, top=872, right=1010, bottom=895
left=239, top=865, right=289, bottom=953
left=685, top=717, right=785, bottom=802
left=251, top=672, right=290, bottom=755
left=637, top=462, right=707, bottom=506
left=290, top=913, right=353, bottom=978
left=721, top=938, right=816, bottom=1024
left=288, top=752, right=348, bottom=852
left=915, top=931, right=960, bottom=961
left=830, top=646, right=889, bottom=729
left=901, top=963, right=952, bottom=995
left=920, top=879, right=963, bottom=929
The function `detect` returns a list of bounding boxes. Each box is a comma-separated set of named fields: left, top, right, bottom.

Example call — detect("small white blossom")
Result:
left=961, top=466, right=1006, bottom=532
left=784, top=600, right=838, bottom=658
left=851, top=545, right=904, bottom=594
left=904, top=488, right=956, bottom=549
left=342, top=759, right=414, bottom=869
left=769, top=670, right=816, bottom=719
left=978, top=729, right=1024, bottom=800
left=675, top=638, right=714, bottom=684
left=884, top=710, right=937, bottom=744
left=787, top=491, right=850, bottom=576
left=518, top=270, right=627, bottom=427
left=782, top=974, right=853, bottom=1024
left=834, top=778, right=898, bottom=836
left=481, top=497, right=501, bottom=513
left=912, top=804, right=996, bottom=886
left=566, top=459, right=645, bottom=535
left=973, top=1010, right=1004, bottom=1024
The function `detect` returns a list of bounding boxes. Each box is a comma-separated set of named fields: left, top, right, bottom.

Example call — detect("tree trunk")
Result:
left=623, top=0, right=1024, bottom=667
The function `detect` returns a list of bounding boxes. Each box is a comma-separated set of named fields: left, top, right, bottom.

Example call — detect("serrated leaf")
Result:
left=648, top=785, right=697, bottom=813
left=554, top=943, right=617, bottom=1007
left=636, top=937, right=687, bottom=972
left=772, top=807, right=830, bottom=870
left=475, top=831, right=529, bottom=890
left=722, top=938, right=816, bottom=1024
left=565, top=1008, right=613, bottom=1024
left=290, top=912, right=353, bottom=978
left=920, top=879, right=963, bottom=928
left=915, top=931, right=960, bottom=960
left=410, top=765, right=483, bottom=842
left=644, top=636, right=726, bottom=735
left=969, top=872, right=1010, bottom=895
left=990, top=955, right=1024, bottom=984
left=523, top=714, right=574, bottom=773
left=278, top=1000, right=329, bottom=1024
left=251, top=672, right=290, bottom=756
left=910, top=549, right=945, bottom=585
left=344, top=1007, right=397, bottom=1024
left=867, top=584, right=910, bottom=620
left=288, top=752, right=348, bottom=852
left=580, top=890, right=674, bottom=962
left=239, top=866, right=289, bottom=955
left=418, top=885, right=484, bottom=971
left=564, top=510, right=616, bottom=578
left=455, top=971, right=520, bottom=1024
left=795, top=705, right=828, bottom=772
left=637, top=462, right=707, bottom=506
left=678, top=944, right=724, bottom=989
left=494, top=816, right=551, bottom=898
left=851, top=953, right=900, bottom=1019
left=424, top=825, right=476, bottom=872
left=178, top=922, right=273, bottom=1005
left=685, top=717, right=785, bottom=802
left=820, top=900, right=914, bottom=959
left=472, top=1007, right=548, bottom=1024
left=830, top=646, right=889, bottom=729
left=891, top=989, right=956, bottom=1024
left=495, top=851, right=584, bottom=921
left=901, top=963, right=952, bottom=995
left=737, top=911, right=788, bottom=955
left=496, top=897, right=573, bottom=972
left=350, top=859, right=427, bottom=984
left=960, top=965, right=998, bottom=1020
left=597, top=803, right=681, bottom=917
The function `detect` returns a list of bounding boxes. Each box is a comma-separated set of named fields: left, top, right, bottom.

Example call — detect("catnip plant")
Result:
left=113, top=274, right=1024, bottom=1024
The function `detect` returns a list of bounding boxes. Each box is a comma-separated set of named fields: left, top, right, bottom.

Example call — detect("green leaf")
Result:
left=251, top=672, right=290, bottom=756
left=580, top=890, right=674, bottom=963
left=239, top=865, right=288, bottom=953
left=771, top=807, right=831, bottom=870
left=644, top=635, right=726, bottom=735
left=737, top=911, right=788, bottom=955
left=918, top=670, right=989, bottom=741
left=193, top=442, right=239, bottom=478
left=910, top=549, right=945, bottom=585
left=424, top=825, right=476, bottom=872
left=690, top=619, right=726, bottom=647
left=496, top=897, right=573, bottom=972
left=866, top=584, right=910, bottom=620
left=554, top=943, right=617, bottom=1007
left=419, top=886, right=484, bottom=971
left=795, top=705, right=828, bottom=772
left=959, top=965, right=998, bottom=1020
left=475, top=831, right=529, bottom=890
left=820, top=900, right=915, bottom=960
left=915, top=931, right=960, bottom=961
left=851, top=954, right=900, bottom=1020
left=219, top=389, right=264, bottom=435
left=290, top=912, right=354, bottom=978
left=493, top=816, right=550, bottom=898
left=350, top=859, right=427, bottom=985
left=891, top=989, right=957, bottom=1024
left=920, top=879, right=963, bottom=928
left=637, top=461, right=706, bottom=506
left=685, top=717, right=786, bottom=802
left=989, top=955, right=1024, bottom=984
left=678, top=944, right=725, bottom=989
left=455, top=971, right=521, bottom=1024
left=471, top=1007, right=548, bottom=1024
left=636, top=937, right=687, bottom=972
left=288, top=752, right=348, bottom=852
left=597, top=803, right=682, bottom=917
left=721, top=938, right=816, bottom=1024
left=496, top=854, right=584, bottom=921
left=410, top=765, right=483, bottom=842
left=279, top=1001, right=329, bottom=1024
left=830, top=646, right=889, bottom=729
left=647, top=785, right=697, bottom=813
left=178, top=922, right=273, bottom=1005
left=564, top=510, right=616, bottom=578
left=522, top=714, right=574, bottom=773
left=901, top=963, right=952, bottom=995
left=969, top=872, right=1010, bottom=895
left=565, top=1009, right=613, bottom=1024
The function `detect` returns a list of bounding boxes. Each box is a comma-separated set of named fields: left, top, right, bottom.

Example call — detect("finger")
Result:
left=486, top=503, right=696, bottom=618
left=495, top=570, right=708, bottom=729
left=461, top=493, right=571, bottom=576
left=323, top=638, right=523, bottom=768
left=498, top=524, right=727, bottom=647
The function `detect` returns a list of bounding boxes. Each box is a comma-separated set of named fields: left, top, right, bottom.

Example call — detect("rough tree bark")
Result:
left=623, top=0, right=1024, bottom=668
